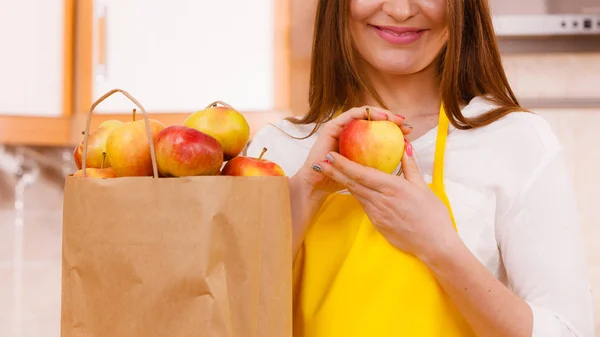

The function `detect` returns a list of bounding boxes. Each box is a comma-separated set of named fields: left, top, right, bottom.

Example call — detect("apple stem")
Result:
left=101, top=152, right=107, bottom=169
left=132, top=108, right=137, bottom=122
left=205, top=101, right=234, bottom=110
left=366, top=107, right=371, bottom=121
left=258, top=147, right=268, bottom=161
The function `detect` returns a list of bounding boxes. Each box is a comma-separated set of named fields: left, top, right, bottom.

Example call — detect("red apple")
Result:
left=338, top=109, right=405, bottom=174
left=73, top=152, right=117, bottom=178
left=183, top=102, right=250, bottom=160
left=73, top=120, right=123, bottom=169
left=73, top=167, right=117, bottom=178
left=154, top=125, right=224, bottom=177
left=105, top=110, right=166, bottom=177
left=221, top=148, right=285, bottom=176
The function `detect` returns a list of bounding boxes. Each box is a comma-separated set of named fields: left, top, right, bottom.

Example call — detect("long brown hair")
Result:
left=287, top=0, right=524, bottom=136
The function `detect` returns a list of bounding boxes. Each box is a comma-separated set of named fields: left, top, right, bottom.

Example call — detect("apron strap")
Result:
left=431, top=103, right=450, bottom=190
left=429, top=103, right=458, bottom=230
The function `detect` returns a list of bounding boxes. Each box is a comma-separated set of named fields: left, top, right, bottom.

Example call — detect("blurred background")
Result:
left=1, top=0, right=599, bottom=336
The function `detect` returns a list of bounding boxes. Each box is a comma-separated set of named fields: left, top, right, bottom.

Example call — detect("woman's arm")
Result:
left=316, top=145, right=594, bottom=337
left=421, top=148, right=593, bottom=337
left=422, top=236, right=534, bottom=336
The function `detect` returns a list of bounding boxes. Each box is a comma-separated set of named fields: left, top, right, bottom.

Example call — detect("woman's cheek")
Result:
left=418, top=0, right=448, bottom=29
left=350, top=0, right=384, bottom=21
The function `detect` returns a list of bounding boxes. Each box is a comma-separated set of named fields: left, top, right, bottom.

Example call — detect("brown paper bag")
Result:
left=61, top=89, right=293, bottom=337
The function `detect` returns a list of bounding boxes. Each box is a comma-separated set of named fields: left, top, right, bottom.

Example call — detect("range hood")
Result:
left=490, top=0, right=600, bottom=37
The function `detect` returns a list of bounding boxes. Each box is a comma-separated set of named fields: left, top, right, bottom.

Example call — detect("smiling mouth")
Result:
left=372, top=25, right=426, bottom=36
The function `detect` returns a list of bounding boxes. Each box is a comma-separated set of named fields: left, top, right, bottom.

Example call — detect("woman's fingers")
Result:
left=313, top=160, right=374, bottom=199
left=400, top=144, right=428, bottom=189
left=400, top=123, right=414, bottom=135
left=324, top=152, right=396, bottom=192
left=324, top=106, right=407, bottom=139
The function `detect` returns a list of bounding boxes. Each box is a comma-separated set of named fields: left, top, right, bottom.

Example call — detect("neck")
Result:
left=359, top=63, right=442, bottom=120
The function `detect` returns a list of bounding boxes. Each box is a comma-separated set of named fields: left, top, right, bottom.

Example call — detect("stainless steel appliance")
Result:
left=490, top=0, right=600, bottom=37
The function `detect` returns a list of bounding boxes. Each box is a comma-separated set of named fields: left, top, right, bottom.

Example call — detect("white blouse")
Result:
left=246, top=96, right=595, bottom=337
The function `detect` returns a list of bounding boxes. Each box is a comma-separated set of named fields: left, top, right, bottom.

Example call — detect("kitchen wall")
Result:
left=503, top=52, right=600, bottom=103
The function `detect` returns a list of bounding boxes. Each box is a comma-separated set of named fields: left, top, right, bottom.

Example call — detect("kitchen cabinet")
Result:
left=81, top=0, right=285, bottom=115
left=0, top=0, right=290, bottom=146
left=0, top=0, right=73, bottom=117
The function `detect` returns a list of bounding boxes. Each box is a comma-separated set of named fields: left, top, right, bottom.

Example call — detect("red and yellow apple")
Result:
left=73, top=167, right=117, bottom=178
left=154, top=125, right=224, bottom=177
left=105, top=110, right=166, bottom=177
left=73, top=120, right=123, bottom=169
left=221, top=147, right=285, bottom=176
left=183, top=102, right=250, bottom=160
left=338, top=110, right=405, bottom=174
left=73, top=152, right=117, bottom=178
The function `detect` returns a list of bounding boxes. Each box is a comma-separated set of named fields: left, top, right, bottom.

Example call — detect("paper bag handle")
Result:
left=82, top=88, right=159, bottom=178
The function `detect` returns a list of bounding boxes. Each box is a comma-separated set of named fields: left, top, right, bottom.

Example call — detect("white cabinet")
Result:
left=0, top=0, right=67, bottom=117
left=90, top=0, right=276, bottom=114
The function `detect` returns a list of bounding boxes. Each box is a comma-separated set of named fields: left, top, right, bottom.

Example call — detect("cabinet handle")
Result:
left=96, top=4, right=108, bottom=82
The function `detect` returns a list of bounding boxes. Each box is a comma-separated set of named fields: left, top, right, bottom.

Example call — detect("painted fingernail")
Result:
left=377, top=112, right=388, bottom=120
left=325, top=153, right=334, bottom=163
left=396, top=114, right=405, bottom=119
left=311, top=163, right=323, bottom=172
left=406, top=143, right=414, bottom=157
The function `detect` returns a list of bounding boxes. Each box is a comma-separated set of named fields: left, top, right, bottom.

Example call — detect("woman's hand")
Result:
left=289, top=105, right=411, bottom=262
left=296, top=106, right=413, bottom=199
left=313, top=147, right=460, bottom=263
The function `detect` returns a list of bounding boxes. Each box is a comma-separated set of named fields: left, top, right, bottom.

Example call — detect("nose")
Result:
left=381, top=0, right=417, bottom=22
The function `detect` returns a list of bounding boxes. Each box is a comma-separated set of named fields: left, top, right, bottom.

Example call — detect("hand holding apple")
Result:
left=338, top=108, right=405, bottom=174
left=295, top=106, right=410, bottom=197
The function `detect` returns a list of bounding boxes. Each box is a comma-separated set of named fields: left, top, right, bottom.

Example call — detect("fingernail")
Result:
left=311, top=163, right=323, bottom=172
left=404, top=123, right=413, bottom=129
left=377, top=112, right=388, bottom=120
left=396, top=114, right=405, bottom=119
left=406, top=143, right=414, bottom=157
left=325, top=153, right=334, bottom=163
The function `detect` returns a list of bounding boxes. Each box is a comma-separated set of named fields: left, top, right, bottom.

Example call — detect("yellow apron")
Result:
left=293, top=105, right=476, bottom=336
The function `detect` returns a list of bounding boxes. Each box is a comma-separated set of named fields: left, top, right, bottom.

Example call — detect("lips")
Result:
left=370, top=25, right=427, bottom=45
left=372, top=25, right=425, bottom=36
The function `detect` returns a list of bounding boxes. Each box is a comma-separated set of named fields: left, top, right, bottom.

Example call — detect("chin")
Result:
left=367, top=55, right=428, bottom=76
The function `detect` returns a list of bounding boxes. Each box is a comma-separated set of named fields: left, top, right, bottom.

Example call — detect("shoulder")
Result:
left=245, top=117, right=319, bottom=176
left=450, top=97, right=568, bottom=208
left=459, top=96, right=563, bottom=163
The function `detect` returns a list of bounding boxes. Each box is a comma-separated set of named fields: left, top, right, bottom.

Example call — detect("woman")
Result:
left=248, top=0, right=594, bottom=336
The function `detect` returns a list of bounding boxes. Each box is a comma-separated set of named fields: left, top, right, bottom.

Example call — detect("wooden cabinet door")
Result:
left=0, top=0, right=73, bottom=117
left=84, top=0, right=283, bottom=115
